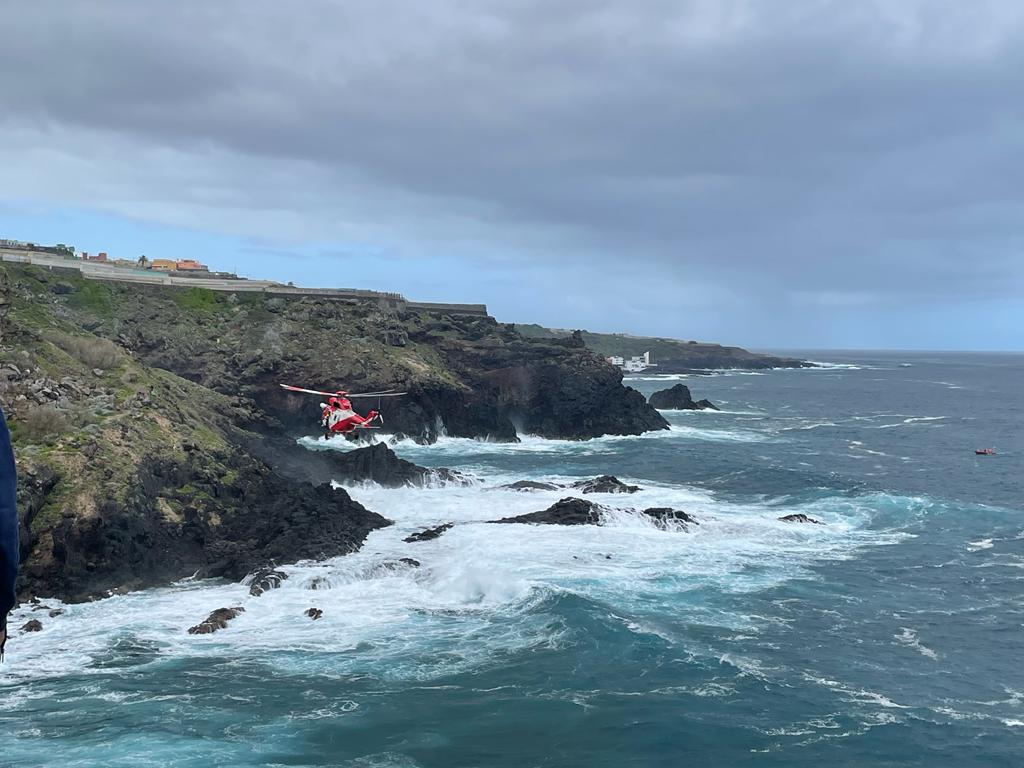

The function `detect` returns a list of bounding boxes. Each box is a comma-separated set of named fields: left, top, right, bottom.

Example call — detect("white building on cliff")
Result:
left=607, top=351, right=657, bottom=373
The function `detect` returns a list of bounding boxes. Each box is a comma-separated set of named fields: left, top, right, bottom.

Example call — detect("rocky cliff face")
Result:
left=21, top=267, right=667, bottom=442
left=1, top=266, right=391, bottom=602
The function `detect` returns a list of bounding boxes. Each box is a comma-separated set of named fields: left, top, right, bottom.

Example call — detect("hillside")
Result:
left=0, top=263, right=667, bottom=602
left=515, top=324, right=809, bottom=372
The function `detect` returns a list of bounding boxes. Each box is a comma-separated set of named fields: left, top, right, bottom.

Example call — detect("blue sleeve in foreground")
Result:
left=0, top=405, right=18, bottom=630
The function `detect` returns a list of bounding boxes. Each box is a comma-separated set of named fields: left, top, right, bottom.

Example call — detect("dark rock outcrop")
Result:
left=500, top=480, right=561, bottom=492
left=778, top=513, right=822, bottom=524
left=188, top=607, right=244, bottom=635
left=305, top=608, right=323, bottom=620
left=20, top=619, right=43, bottom=633
left=648, top=384, right=718, bottom=411
left=17, top=451, right=391, bottom=604
left=494, top=497, right=604, bottom=526
left=330, top=443, right=471, bottom=488
left=570, top=475, right=640, bottom=494
left=495, top=500, right=698, bottom=531
left=248, top=568, right=288, bottom=597
left=642, top=508, right=698, bottom=528
left=403, top=523, right=454, bottom=543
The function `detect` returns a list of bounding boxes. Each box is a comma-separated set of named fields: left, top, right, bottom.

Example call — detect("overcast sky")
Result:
left=1, top=0, right=1022, bottom=350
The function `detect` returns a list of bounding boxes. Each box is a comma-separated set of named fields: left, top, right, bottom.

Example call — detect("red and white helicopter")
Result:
left=280, top=384, right=406, bottom=437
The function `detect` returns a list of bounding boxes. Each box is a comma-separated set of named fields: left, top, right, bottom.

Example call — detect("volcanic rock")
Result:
left=648, top=384, right=719, bottom=411
left=642, top=508, right=698, bottom=528
left=305, top=608, right=323, bottom=620
left=20, top=619, right=43, bottom=632
left=403, top=523, right=454, bottom=543
left=500, top=480, right=561, bottom=491
left=778, top=513, right=822, bottom=524
left=494, top=497, right=604, bottom=526
left=188, top=607, right=245, bottom=635
left=331, top=443, right=471, bottom=488
left=570, top=475, right=640, bottom=494
left=248, top=569, right=288, bottom=597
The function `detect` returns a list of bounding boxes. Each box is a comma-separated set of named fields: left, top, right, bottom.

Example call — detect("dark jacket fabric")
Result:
left=0, top=405, right=17, bottom=631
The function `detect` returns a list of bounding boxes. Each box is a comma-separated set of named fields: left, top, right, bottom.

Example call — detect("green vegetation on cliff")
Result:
left=0, top=264, right=389, bottom=603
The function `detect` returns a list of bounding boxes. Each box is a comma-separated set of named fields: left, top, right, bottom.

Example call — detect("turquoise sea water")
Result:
left=2, top=351, right=1022, bottom=767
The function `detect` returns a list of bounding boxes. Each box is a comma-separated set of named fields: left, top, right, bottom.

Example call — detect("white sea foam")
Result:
left=3, top=472, right=906, bottom=684
left=300, top=421, right=773, bottom=457
left=894, top=627, right=939, bottom=660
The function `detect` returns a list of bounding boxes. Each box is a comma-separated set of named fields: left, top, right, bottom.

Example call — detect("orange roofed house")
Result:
left=175, top=259, right=208, bottom=271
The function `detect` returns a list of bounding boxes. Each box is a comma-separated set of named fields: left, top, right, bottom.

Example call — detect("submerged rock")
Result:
left=373, top=558, right=423, bottom=573
left=247, top=568, right=288, bottom=597
left=332, top=443, right=471, bottom=488
left=187, top=607, right=244, bottom=635
left=403, top=523, right=454, bottom=543
left=642, top=507, right=699, bottom=528
left=778, top=513, right=822, bottom=524
left=305, top=608, right=323, bottom=621
left=500, top=480, right=561, bottom=492
left=648, top=384, right=718, bottom=411
left=495, top=497, right=604, bottom=526
left=570, top=475, right=640, bottom=494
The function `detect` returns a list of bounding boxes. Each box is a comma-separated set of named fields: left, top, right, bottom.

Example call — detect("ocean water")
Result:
left=2, top=351, right=1022, bottom=767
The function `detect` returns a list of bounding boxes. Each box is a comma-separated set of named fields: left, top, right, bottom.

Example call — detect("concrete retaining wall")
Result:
left=1, top=248, right=488, bottom=316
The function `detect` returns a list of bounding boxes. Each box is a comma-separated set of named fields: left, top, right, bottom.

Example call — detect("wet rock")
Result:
left=495, top=497, right=604, bottom=526
left=305, top=608, right=323, bottom=620
left=648, top=384, right=719, bottom=411
left=570, top=475, right=640, bottom=494
left=48, top=609, right=65, bottom=618
left=20, top=619, right=43, bottom=632
left=331, top=443, right=471, bottom=488
left=403, top=523, right=454, bottom=543
left=641, top=507, right=699, bottom=528
left=500, top=480, right=560, bottom=491
left=398, top=558, right=421, bottom=568
left=247, top=568, right=288, bottom=597
left=778, top=513, right=822, bottom=524
left=187, top=607, right=245, bottom=635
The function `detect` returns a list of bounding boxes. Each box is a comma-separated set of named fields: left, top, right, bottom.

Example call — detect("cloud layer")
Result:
left=1, top=1, right=1022, bottom=347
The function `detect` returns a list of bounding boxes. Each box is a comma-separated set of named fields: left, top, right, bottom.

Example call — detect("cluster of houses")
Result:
left=81, top=252, right=208, bottom=273
left=1, top=239, right=218, bottom=277
left=606, top=351, right=657, bottom=373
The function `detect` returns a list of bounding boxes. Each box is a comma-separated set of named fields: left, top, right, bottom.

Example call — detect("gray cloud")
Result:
left=1, top=0, right=1022, bottom=345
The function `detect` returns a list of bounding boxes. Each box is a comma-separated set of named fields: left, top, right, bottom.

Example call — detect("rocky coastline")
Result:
left=0, top=264, right=668, bottom=606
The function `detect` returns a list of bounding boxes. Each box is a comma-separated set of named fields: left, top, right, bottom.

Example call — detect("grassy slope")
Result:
left=1, top=267, right=253, bottom=558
